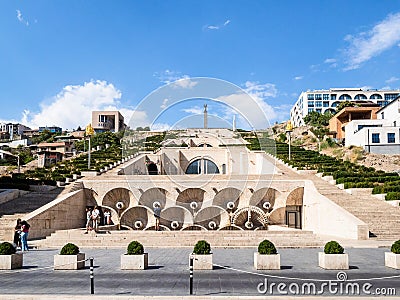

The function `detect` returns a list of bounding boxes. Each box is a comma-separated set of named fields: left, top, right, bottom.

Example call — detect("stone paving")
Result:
left=0, top=247, right=399, bottom=297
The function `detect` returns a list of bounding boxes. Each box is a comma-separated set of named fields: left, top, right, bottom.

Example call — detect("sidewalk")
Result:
left=0, top=247, right=399, bottom=297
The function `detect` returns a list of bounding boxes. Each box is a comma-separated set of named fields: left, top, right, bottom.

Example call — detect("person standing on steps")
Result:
left=13, top=219, right=22, bottom=250
left=92, top=206, right=100, bottom=232
left=20, top=220, right=30, bottom=251
left=153, top=203, right=161, bottom=231
left=84, top=207, right=92, bottom=234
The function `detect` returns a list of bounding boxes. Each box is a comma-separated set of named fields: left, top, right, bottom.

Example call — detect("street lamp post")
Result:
left=286, top=121, right=293, bottom=161
left=85, top=124, right=95, bottom=170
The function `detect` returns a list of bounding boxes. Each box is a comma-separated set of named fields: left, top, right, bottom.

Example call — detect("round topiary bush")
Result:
left=391, top=240, right=400, bottom=254
left=60, top=243, right=80, bottom=255
left=193, top=240, right=211, bottom=255
left=0, top=242, right=16, bottom=255
left=258, top=240, right=277, bottom=255
left=127, top=241, right=144, bottom=255
left=324, top=241, right=344, bottom=254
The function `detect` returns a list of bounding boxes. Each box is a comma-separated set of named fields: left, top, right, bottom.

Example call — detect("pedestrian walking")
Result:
left=84, top=207, right=92, bottom=233
left=92, top=206, right=100, bottom=232
left=20, top=220, right=30, bottom=251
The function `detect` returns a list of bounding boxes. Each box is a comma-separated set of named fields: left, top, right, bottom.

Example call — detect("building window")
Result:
left=339, top=94, right=352, bottom=100
left=308, top=108, right=314, bottom=113
left=388, top=133, right=395, bottom=143
left=316, top=101, right=322, bottom=107
left=315, top=94, right=322, bottom=100
left=316, top=109, right=322, bottom=113
left=354, top=94, right=367, bottom=100
left=372, top=133, right=380, bottom=143
left=331, top=101, right=340, bottom=107
left=331, top=94, right=336, bottom=100
left=323, top=101, right=329, bottom=107
left=370, top=94, right=383, bottom=99
left=186, top=158, right=219, bottom=174
left=99, top=115, right=108, bottom=123
left=323, top=94, right=329, bottom=100
left=381, top=112, right=384, bottom=119
left=384, top=94, right=399, bottom=101
left=308, top=101, right=314, bottom=107
left=307, top=94, right=314, bottom=100
left=377, top=101, right=383, bottom=106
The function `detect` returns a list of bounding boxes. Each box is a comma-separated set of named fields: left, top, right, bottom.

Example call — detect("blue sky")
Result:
left=1, top=1, right=400, bottom=130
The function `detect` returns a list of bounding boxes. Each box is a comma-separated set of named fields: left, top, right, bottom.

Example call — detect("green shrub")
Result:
left=391, top=240, right=400, bottom=254
left=258, top=240, right=277, bottom=255
left=193, top=240, right=211, bottom=255
left=60, top=243, right=80, bottom=255
left=324, top=241, right=344, bottom=254
left=0, top=242, right=16, bottom=255
left=385, top=192, right=400, bottom=201
left=127, top=241, right=144, bottom=255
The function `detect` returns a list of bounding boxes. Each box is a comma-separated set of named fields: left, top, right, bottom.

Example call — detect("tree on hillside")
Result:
left=303, top=111, right=333, bottom=127
left=335, top=101, right=357, bottom=113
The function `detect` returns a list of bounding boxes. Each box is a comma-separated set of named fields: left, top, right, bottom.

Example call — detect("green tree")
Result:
left=303, top=111, right=333, bottom=127
left=335, top=101, right=357, bottom=113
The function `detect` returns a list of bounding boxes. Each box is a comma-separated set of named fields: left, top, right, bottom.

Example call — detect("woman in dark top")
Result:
left=13, top=219, right=22, bottom=249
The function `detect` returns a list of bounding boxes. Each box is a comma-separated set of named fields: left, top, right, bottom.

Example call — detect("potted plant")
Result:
left=385, top=240, right=400, bottom=269
left=190, top=240, right=213, bottom=270
left=0, top=242, right=22, bottom=270
left=54, top=243, right=85, bottom=270
left=319, top=241, right=349, bottom=270
left=254, top=240, right=280, bottom=270
left=121, top=241, right=148, bottom=270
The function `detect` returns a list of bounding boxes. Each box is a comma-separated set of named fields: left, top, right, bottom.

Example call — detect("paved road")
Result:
left=0, top=248, right=399, bottom=297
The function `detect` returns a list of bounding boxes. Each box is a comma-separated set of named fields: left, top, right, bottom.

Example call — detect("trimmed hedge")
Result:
left=193, top=240, right=211, bottom=255
left=60, top=243, right=80, bottom=255
left=324, top=241, right=344, bottom=254
left=391, top=240, right=400, bottom=254
left=258, top=240, right=277, bottom=255
left=385, top=192, right=400, bottom=201
left=127, top=241, right=144, bottom=255
left=0, top=242, right=16, bottom=255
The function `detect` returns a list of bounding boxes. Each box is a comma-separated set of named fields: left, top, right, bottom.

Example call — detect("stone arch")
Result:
left=218, top=225, right=243, bottom=231
left=176, top=188, right=206, bottom=212
left=286, top=187, right=304, bottom=206
left=139, top=188, right=168, bottom=210
left=120, top=206, right=153, bottom=230
left=194, top=206, right=230, bottom=230
left=160, top=206, right=193, bottom=230
left=354, top=94, right=367, bottom=100
left=102, top=188, right=136, bottom=212
left=370, top=93, right=383, bottom=99
left=232, top=206, right=268, bottom=230
left=181, top=225, right=207, bottom=231
left=250, top=188, right=280, bottom=212
left=212, top=187, right=242, bottom=211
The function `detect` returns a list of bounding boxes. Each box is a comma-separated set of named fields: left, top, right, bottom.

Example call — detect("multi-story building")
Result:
left=91, top=111, right=125, bottom=133
left=38, top=126, right=62, bottom=133
left=290, top=88, right=400, bottom=127
left=344, top=95, right=400, bottom=154
left=0, top=123, right=31, bottom=140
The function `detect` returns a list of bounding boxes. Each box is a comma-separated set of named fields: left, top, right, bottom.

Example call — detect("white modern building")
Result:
left=290, top=88, right=400, bottom=127
left=344, top=96, right=400, bottom=154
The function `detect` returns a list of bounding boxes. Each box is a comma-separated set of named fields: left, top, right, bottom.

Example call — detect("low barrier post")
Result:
left=90, top=257, right=94, bottom=294
left=189, top=255, right=194, bottom=295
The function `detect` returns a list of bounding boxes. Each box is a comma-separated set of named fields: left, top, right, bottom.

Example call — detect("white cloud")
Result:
left=204, top=19, right=231, bottom=31
left=160, top=98, right=169, bottom=109
left=16, top=9, right=29, bottom=26
left=20, top=80, right=144, bottom=130
left=294, top=76, right=303, bottom=80
left=324, top=58, right=336, bottom=64
left=155, top=70, right=198, bottom=89
left=207, top=25, right=219, bottom=30
left=182, top=106, right=203, bottom=114
left=343, top=12, right=400, bottom=70
left=216, top=81, right=278, bottom=129
left=386, top=76, right=400, bottom=83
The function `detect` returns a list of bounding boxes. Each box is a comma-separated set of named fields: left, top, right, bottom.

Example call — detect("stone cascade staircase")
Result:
left=0, top=188, right=64, bottom=242
left=36, top=228, right=326, bottom=248
left=273, top=158, right=400, bottom=241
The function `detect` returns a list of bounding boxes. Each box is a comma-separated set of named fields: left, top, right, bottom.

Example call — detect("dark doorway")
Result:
left=147, top=163, right=158, bottom=175
left=285, top=206, right=302, bottom=229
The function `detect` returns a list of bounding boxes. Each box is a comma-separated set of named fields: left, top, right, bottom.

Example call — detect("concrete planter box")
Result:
left=322, top=175, right=333, bottom=182
left=56, top=181, right=65, bottom=187
left=345, top=188, right=373, bottom=195
left=318, top=253, right=349, bottom=270
left=254, top=253, right=280, bottom=270
left=72, top=174, right=79, bottom=180
left=191, top=254, right=213, bottom=270
left=65, top=178, right=72, bottom=183
left=121, top=253, right=148, bottom=270
left=385, top=252, right=400, bottom=269
left=373, top=193, right=387, bottom=200
left=0, top=253, right=23, bottom=269
left=328, top=179, right=336, bottom=185
left=336, top=184, right=345, bottom=190
left=81, top=171, right=99, bottom=177
left=54, top=253, right=85, bottom=270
